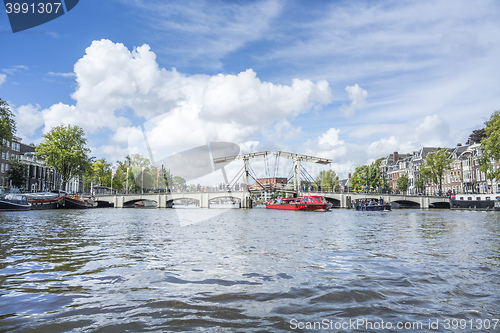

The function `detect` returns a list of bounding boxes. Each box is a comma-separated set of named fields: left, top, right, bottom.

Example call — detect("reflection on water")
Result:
left=0, top=209, right=499, bottom=332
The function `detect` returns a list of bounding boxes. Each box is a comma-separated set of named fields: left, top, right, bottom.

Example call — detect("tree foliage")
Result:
left=481, top=111, right=500, bottom=161
left=397, top=173, right=409, bottom=194
left=7, top=157, right=28, bottom=188
left=420, top=148, right=452, bottom=195
left=315, top=169, right=339, bottom=191
left=478, top=151, right=498, bottom=194
left=0, top=99, right=16, bottom=151
left=84, top=158, right=112, bottom=190
left=36, top=124, right=93, bottom=190
left=467, top=128, right=486, bottom=144
left=350, top=160, right=381, bottom=190
left=478, top=111, right=500, bottom=192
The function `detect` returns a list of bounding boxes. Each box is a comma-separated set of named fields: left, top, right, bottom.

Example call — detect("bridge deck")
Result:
left=96, top=191, right=449, bottom=209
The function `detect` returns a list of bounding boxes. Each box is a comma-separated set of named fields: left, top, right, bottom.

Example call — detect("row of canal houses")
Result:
left=380, top=142, right=499, bottom=195
left=0, top=137, right=82, bottom=193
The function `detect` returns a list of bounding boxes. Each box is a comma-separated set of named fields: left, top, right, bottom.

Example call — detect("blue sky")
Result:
left=1, top=0, right=500, bottom=182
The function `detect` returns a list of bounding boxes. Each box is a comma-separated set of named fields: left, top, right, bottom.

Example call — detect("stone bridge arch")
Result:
left=123, top=198, right=158, bottom=208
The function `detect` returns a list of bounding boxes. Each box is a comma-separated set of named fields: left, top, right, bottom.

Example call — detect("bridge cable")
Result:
left=302, top=167, right=317, bottom=184
left=274, top=151, right=280, bottom=179
left=247, top=172, right=269, bottom=192
left=264, top=153, right=270, bottom=180
left=227, top=166, right=245, bottom=188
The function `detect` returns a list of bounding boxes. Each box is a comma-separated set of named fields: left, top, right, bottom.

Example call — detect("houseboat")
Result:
left=449, top=194, right=500, bottom=210
left=60, top=195, right=98, bottom=209
left=25, top=192, right=64, bottom=210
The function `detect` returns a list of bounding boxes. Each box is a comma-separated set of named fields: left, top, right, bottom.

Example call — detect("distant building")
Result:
left=378, top=142, right=499, bottom=196
left=253, top=177, right=288, bottom=202
left=0, top=137, right=23, bottom=189
left=20, top=152, right=62, bottom=193
left=256, top=177, right=287, bottom=186
left=1, top=138, right=83, bottom=193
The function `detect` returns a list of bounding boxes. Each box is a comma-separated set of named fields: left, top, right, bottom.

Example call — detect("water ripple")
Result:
left=0, top=209, right=499, bottom=331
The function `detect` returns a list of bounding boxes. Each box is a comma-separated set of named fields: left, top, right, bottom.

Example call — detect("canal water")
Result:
left=0, top=208, right=499, bottom=332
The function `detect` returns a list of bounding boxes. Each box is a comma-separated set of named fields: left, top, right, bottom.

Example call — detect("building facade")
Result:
left=0, top=137, right=24, bottom=189
left=380, top=143, right=499, bottom=196
left=1, top=138, right=83, bottom=193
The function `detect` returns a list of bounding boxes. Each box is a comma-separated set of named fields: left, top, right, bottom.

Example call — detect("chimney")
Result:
left=393, top=152, right=399, bottom=162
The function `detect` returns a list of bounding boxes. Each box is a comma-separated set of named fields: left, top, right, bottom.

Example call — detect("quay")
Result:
left=96, top=190, right=449, bottom=209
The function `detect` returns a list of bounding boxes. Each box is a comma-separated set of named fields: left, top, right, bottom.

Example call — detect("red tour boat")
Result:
left=266, top=195, right=332, bottom=211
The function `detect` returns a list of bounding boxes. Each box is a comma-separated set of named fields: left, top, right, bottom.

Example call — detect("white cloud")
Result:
left=367, top=136, right=417, bottom=158
left=1, top=65, right=28, bottom=75
left=341, top=84, right=367, bottom=116
left=48, top=72, right=76, bottom=78
left=49, top=39, right=334, bottom=165
left=0, top=74, right=6, bottom=86
left=129, top=0, right=284, bottom=69
left=14, top=104, right=44, bottom=138
left=366, top=114, right=452, bottom=158
left=304, top=128, right=348, bottom=162
left=414, top=114, right=452, bottom=147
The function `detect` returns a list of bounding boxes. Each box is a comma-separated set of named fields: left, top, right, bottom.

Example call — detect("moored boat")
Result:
left=449, top=194, right=500, bottom=210
left=60, top=195, right=98, bottom=209
left=266, top=195, right=332, bottom=211
left=352, top=198, right=391, bottom=211
left=0, top=194, right=31, bottom=211
left=25, top=192, right=64, bottom=210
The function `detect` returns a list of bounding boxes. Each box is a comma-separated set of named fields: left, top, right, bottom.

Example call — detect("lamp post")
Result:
left=141, top=167, right=144, bottom=194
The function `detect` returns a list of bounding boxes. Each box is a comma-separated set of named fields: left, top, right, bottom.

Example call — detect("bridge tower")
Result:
left=274, top=151, right=331, bottom=194
left=213, top=151, right=270, bottom=186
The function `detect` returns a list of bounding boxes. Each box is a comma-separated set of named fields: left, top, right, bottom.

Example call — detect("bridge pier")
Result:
left=157, top=194, right=167, bottom=208
left=241, top=196, right=253, bottom=208
left=114, top=196, right=124, bottom=208
left=420, top=197, right=429, bottom=209
left=199, top=193, right=210, bottom=208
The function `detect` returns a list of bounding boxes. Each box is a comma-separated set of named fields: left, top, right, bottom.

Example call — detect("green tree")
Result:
left=415, top=175, right=428, bottom=195
left=112, top=161, right=131, bottom=193
left=481, top=111, right=500, bottom=160
left=397, top=173, right=409, bottom=194
left=7, top=157, right=28, bottom=189
left=314, top=169, right=339, bottom=192
left=0, top=99, right=16, bottom=151
left=350, top=161, right=381, bottom=191
left=125, top=154, right=155, bottom=192
left=171, top=176, right=186, bottom=189
left=420, top=148, right=452, bottom=195
left=480, top=111, right=500, bottom=193
left=85, top=158, right=112, bottom=191
left=36, top=124, right=93, bottom=190
left=478, top=152, right=498, bottom=194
